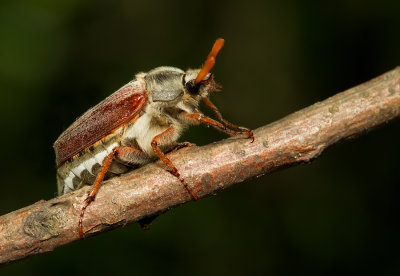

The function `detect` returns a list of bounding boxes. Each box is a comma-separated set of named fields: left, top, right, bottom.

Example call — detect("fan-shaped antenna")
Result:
left=194, top=38, right=225, bottom=84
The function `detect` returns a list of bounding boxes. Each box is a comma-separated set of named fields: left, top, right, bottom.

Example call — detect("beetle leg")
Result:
left=79, top=150, right=114, bottom=238
left=166, top=142, right=196, bottom=153
left=113, top=146, right=149, bottom=165
left=202, top=97, right=254, bottom=142
left=183, top=112, right=254, bottom=141
left=79, top=146, right=147, bottom=239
left=151, top=126, right=199, bottom=201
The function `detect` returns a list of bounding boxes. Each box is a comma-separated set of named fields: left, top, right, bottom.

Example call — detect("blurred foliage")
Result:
left=0, top=0, right=399, bottom=275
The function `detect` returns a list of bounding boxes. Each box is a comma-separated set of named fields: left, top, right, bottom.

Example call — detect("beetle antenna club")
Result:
left=195, top=38, right=225, bottom=84
left=53, top=38, right=254, bottom=239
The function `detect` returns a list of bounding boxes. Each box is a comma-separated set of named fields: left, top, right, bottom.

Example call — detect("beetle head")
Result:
left=145, top=39, right=224, bottom=104
left=183, top=70, right=221, bottom=98
left=183, top=38, right=225, bottom=97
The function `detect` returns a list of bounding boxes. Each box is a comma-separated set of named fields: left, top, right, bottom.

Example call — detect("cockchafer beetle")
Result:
left=53, top=38, right=254, bottom=238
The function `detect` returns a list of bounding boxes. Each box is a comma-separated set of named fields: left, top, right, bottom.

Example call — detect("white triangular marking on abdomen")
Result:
left=64, top=171, right=75, bottom=191
left=71, top=163, right=86, bottom=178
left=82, top=155, right=98, bottom=175
left=93, top=150, right=108, bottom=164
left=105, top=142, right=119, bottom=154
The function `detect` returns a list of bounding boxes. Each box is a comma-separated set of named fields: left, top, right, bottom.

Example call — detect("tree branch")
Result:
left=1, top=67, right=399, bottom=265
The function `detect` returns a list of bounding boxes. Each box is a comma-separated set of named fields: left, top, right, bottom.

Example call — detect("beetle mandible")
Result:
left=53, top=38, right=254, bottom=238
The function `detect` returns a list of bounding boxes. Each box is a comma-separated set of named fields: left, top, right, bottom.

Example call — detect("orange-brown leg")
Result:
left=79, top=150, right=114, bottom=239
left=183, top=113, right=254, bottom=141
left=79, top=146, right=147, bottom=239
left=151, top=126, right=199, bottom=201
left=202, top=97, right=254, bottom=142
left=166, top=142, right=196, bottom=153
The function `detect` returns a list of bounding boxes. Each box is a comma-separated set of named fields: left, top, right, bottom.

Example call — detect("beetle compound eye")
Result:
left=185, top=80, right=200, bottom=95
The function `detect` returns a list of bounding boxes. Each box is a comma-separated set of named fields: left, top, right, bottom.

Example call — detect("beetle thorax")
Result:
left=144, top=67, right=185, bottom=103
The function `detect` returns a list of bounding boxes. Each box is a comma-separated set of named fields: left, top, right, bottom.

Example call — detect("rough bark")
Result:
left=0, top=67, right=399, bottom=265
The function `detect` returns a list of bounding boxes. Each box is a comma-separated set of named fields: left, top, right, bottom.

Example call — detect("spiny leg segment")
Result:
left=151, top=126, right=199, bottom=201
left=183, top=112, right=254, bottom=140
left=79, top=146, right=146, bottom=239
left=202, top=97, right=254, bottom=142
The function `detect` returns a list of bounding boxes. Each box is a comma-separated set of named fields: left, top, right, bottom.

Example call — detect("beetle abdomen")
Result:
left=56, top=130, right=129, bottom=195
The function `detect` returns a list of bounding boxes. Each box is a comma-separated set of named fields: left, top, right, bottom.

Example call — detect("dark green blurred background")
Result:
left=1, top=0, right=399, bottom=275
